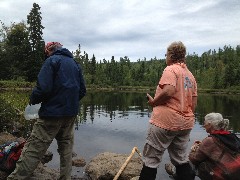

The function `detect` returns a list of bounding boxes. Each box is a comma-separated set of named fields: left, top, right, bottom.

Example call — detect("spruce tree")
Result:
left=27, top=3, right=45, bottom=81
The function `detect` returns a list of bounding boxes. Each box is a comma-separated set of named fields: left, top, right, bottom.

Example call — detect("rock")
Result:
left=0, top=132, right=16, bottom=144
left=0, top=170, right=8, bottom=180
left=130, top=176, right=139, bottom=180
left=72, top=156, right=86, bottom=167
left=85, top=152, right=143, bottom=180
left=30, top=162, right=60, bottom=180
left=0, top=163, right=59, bottom=180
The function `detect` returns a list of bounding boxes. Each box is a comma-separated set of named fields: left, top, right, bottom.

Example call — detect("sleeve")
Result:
left=78, top=65, right=86, bottom=100
left=159, top=67, right=177, bottom=88
left=30, top=59, right=54, bottom=105
left=192, top=77, right=198, bottom=97
left=189, top=137, right=214, bottom=165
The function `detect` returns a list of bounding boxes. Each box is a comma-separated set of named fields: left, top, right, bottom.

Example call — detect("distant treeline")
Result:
left=0, top=3, right=240, bottom=90
left=73, top=44, right=240, bottom=90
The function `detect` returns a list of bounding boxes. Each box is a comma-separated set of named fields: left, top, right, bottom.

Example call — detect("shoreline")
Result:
left=1, top=86, right=240, bottom=95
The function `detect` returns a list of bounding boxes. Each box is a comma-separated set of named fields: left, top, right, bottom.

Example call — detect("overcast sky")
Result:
left=0, top=0, right=239, bottom=61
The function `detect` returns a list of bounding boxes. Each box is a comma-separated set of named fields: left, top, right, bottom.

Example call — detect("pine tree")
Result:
left=90, top=54, right=96, bottom=84
left=27, top=3, right=44, bottom=51
left=27, top=3, right=45, bottom=81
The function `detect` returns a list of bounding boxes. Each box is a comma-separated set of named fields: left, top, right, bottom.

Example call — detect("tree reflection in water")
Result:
left=1, top=90, right=240, bottom=135
left=1, top=90, right=240, bottom=179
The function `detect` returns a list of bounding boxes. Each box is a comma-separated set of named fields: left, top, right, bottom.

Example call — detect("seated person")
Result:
left=189, top=112, right=240, bottom=180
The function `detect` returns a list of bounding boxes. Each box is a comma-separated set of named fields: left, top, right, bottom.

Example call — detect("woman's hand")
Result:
left=190, top=140, right=201, bottom=152
left=146, top=93, right=155, bottom=107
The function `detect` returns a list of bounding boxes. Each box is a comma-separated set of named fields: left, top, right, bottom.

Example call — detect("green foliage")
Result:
left=0, top=21, right=31, bottom=80
left=0, top=80, right=34, bottom=89
left=0, top=90, right=30, bottom=112
left=0, top=97, right=19, bottom=132
left=186, top=46, right=240, bottom=89
left=0, top=2, right=44, bottom=82
left=0, top=90, right=32, bottom=134
left=72, top=44, right=240, bottom=90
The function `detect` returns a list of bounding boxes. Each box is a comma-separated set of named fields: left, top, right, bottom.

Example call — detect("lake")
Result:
left=45, top=91, right=240, bottom=179
left=1, top=90, right=240, bottom=179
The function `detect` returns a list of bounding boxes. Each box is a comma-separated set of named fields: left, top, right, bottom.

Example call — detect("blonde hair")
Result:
left=204, top=112, right=229, bottom=130
left=167, top=41, right=186, bottom=63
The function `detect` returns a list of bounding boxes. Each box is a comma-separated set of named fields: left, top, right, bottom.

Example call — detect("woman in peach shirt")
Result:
left=139, top=41, right=197, bottom=180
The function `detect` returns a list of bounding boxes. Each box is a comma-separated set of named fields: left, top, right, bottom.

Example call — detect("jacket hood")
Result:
left=52, top=48, right=73, bottom=58
left=212, top=133, right=240, bottom=152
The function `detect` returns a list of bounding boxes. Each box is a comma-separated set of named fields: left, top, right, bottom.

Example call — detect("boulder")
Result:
left=72, top=156, right=86, bottom=167
left=0, top=163, right=59, bottom=180
left=85, top=152, right=143, bottom=180
left=0, top=132, right=17, bottom=144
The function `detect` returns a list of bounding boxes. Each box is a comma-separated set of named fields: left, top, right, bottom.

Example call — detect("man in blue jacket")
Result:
left=8, top=42, right=86, bottom=180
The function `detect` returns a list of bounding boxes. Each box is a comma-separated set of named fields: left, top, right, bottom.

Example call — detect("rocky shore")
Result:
left=0, top=132, right=142, bottom=180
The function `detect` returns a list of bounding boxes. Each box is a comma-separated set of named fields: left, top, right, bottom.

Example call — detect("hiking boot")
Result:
left=139, top=164, right=157, bottom=180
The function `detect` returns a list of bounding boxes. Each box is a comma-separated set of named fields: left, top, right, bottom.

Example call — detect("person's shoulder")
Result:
left=196, top=136, right=217, bottom=153
left=164, top=65, right=175, bottom=72
left=42, top=56, right=53, bottom=65
left=166, top=63, right=184, bottom=70
left=46, top=55, right=58, bottom=62
left=201, top=136, right=215, bottom=145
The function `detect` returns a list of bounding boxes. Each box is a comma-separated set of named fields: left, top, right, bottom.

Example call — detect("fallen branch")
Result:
left=113, top=146, right=142, bottom=180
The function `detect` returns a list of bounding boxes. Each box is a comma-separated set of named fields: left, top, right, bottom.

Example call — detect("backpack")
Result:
left=0, top=138, right=25, bottom=173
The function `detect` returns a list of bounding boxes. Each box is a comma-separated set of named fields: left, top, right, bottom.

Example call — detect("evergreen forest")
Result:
left=1, top=3, right=240, bottom=90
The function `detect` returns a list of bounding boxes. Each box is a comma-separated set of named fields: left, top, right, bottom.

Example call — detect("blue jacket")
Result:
left=30, top=48, right=86, bottom=117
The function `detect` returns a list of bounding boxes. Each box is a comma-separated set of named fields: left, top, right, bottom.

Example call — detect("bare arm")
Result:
left=192, top=96, right=197, bottom=112
left=147, top=84, right=175, bottom=107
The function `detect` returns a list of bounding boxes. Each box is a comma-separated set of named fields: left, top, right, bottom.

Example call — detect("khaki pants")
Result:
left=143, top=124, right=191, bottom=168
left=7, top=117, right=75, bottom=180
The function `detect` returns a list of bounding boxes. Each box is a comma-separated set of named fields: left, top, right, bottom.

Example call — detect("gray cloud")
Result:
left=0, top=0, right=239, bottom=61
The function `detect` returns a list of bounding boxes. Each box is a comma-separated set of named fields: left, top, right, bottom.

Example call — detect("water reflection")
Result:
left=74, top=92, right=240, bottom=132
left=196, top=93, right=240, bottom=132
left=1, top=90, right=240, bottom=179
left=2, top=91, right=240, bottom=132
left=75, top=91, right=151, bottom=124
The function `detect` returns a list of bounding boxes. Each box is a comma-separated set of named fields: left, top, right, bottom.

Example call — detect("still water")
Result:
left=42, top=91, right=240, bottom=179
left=1, top=90, right=239, bottom=179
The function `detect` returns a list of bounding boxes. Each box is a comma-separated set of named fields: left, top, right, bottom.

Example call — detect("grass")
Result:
left=1, top=80, right=240, bottom=94
left=0, top=80, right=34, bottom=89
